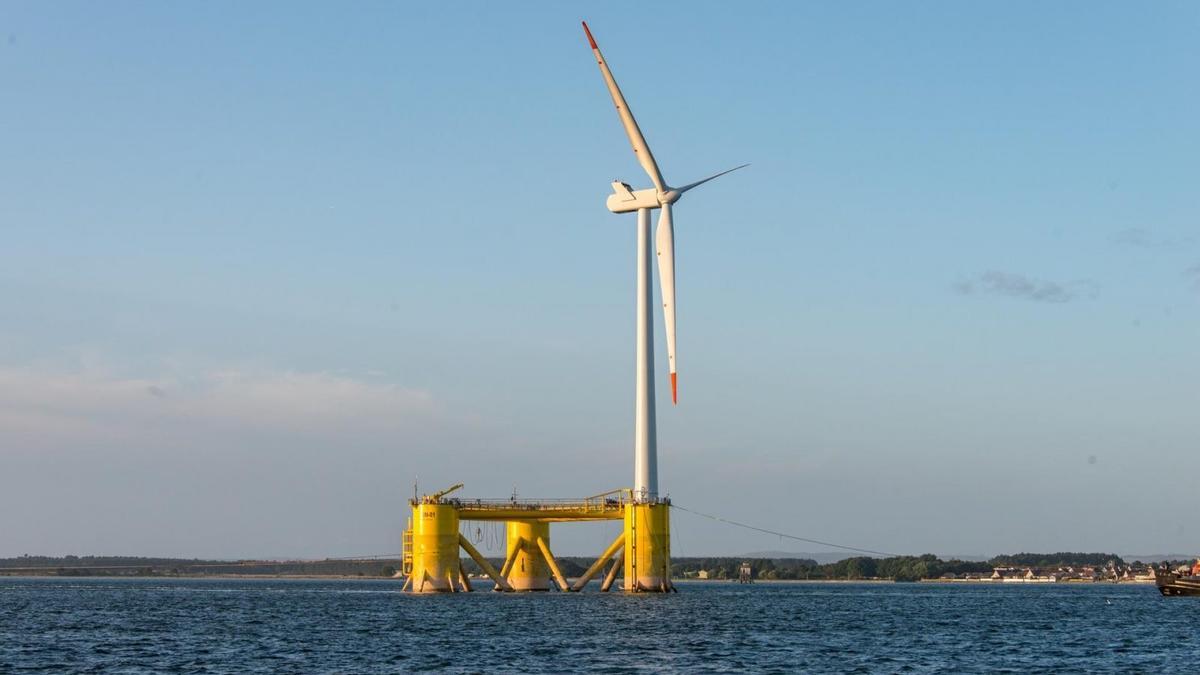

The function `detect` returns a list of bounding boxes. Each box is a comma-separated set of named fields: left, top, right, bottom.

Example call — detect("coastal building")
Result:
left=738, top=562, right=753, bottom=584
left=992, top=567, right=1057, bottom=583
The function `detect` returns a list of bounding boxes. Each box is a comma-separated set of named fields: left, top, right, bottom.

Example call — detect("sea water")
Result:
left=2, top=577, right=1199, bottom=673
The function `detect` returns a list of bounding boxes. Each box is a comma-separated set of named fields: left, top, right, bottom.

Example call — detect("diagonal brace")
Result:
left=571, top=532, right=626, bottom=591
left=600, top=551, right=624, bottom=592
left=535, top=536, right=571, bottom=592
left=499, top=537, right=522, bottom=579
left=459, top=533, right=513, bottom=592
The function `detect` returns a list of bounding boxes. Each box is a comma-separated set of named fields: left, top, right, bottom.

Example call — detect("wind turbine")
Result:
left=582, top=22, right=747, bottom=502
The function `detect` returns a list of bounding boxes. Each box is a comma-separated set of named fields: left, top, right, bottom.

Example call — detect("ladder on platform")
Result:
left=401, top=526, right=414, bottom=576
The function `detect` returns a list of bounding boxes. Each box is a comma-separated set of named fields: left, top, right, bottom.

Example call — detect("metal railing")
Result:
left=414, top=488, right=634, bottom=513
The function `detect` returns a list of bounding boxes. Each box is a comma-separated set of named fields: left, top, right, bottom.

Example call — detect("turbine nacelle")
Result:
left=606, top=170, right=744, bottom=213
left=606, top=182, right=686, bottom=214
left=606, top=181, right=661, bottom=213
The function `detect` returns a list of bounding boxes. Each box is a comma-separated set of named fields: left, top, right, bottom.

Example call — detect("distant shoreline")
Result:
left=3, top=553, right=1178, bottom=584
left=0, top=573, right=391, bottom=580
left=678, top=578, right=1156, bottom=585
left=1, top=574, right=1156, bottom=585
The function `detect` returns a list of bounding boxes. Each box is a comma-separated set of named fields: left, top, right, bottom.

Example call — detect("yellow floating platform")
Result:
left=401, top=486, right=673, bottom=594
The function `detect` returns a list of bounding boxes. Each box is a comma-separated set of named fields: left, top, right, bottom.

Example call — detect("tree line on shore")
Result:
left=2, top=552, right=1154, bottom=581
left=670, top=552, right=1135, bottom=582
left=0, top=555, right=399, bottom=578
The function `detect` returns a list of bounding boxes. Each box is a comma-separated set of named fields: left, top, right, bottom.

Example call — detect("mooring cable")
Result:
left=670, top=503, right=901, bottom=558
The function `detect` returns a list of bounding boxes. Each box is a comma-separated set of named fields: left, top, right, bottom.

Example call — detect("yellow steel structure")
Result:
left=459, top=533, right=512, bottom=591
left=536, top=536, right=571, bottom=592
left=624, top=502, right=674, bottom=592
left=453, top=491, right=628, bottom=522
left=402, top=487, right=673, bottom=593
left=571, top=532, right=625, bottom=591
left=600, top=551, right=624, bottom=592
left=504, top=522, right=551, bottom=591
left=408, top=502, right=461, bottom=593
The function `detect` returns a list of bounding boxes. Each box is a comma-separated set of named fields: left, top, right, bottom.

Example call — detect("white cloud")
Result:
left=1186, top=263, right=1200, bottom=291
left=954, top=270, right=1097, bottom=304
left=0, top=362, right=515, bottom=557
left=0, top=366, right=437, bottom=451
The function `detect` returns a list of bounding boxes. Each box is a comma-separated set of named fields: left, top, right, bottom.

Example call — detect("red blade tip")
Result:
left=670, top=372, right=678, bottom=405
left=582, top=21, right=598, bottom=49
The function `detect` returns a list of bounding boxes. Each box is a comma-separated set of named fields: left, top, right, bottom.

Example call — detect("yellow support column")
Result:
left=624, top=502, right=672, bottom=592
left=408, top=502, right=461, bottom=593
left=505, top=521, right=551, bottom=591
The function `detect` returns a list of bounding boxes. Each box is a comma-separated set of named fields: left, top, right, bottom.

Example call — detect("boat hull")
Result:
left=1154, top=569, right=1200, bottom=596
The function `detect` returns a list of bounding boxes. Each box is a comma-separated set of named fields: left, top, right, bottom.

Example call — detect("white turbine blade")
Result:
left=656, top=202, right=678, bottom=405
left=676, top=164, right=750, bottom=195
left=582, top=22, right=666, bottom=193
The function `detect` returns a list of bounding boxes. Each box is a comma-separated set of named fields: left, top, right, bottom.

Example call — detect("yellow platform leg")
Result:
left=408, top=503, right=460, bottom=593
left=505, top=521, right=551, bottom=591
left=624, top=503, right=672, bottom=592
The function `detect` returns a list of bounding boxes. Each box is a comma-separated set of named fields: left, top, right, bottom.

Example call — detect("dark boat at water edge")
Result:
left=1154, top=563, right=1200, bottom=596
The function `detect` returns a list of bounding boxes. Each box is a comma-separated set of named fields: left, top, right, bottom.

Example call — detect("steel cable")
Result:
left=671, top=503, right=900, bottom=558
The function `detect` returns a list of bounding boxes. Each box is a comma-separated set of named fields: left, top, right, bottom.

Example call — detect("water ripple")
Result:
left=1, top=578, right=1198, bottom=673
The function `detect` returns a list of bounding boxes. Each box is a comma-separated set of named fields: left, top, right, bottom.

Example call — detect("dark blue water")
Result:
left=3, top=577, right=1199, bottom=673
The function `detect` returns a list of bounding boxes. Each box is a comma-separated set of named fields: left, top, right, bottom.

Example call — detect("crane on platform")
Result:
left=426, top=483, right=463, bottom=503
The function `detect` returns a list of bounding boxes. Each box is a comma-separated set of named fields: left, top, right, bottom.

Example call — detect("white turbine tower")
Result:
left=583, top=22, right=747, bottom=503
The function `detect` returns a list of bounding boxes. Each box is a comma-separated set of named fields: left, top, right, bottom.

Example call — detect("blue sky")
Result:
left=1, top=2, right=1197, bottom=559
